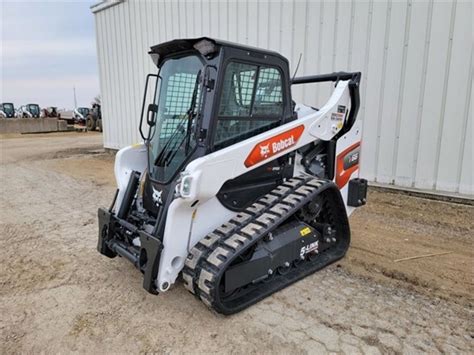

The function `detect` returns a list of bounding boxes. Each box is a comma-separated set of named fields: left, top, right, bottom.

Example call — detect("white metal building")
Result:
left=92, top=0, right=472, bottom=196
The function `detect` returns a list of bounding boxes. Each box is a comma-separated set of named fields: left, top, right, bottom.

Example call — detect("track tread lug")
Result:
left=269, top=203, right=291, bottom=216
left=259, top=193, right=279, bottom=206
left=216, top=222, right=238, bottom=235
left=223, top=233, right=249, bottom=250
left=199, top=232, right=220, bottom=247
left=230, top=212, right=252, bottom=225
left=246, top=203, right=266, bottom=215
left=198, top=268, right=215, bottom=295
left=283, top=179, right=303, bottom=188
left=295, top=185, right=316, bottom=195
left=307, top=178, right=324, bottom=187
left=283, top=194, right=304, bottom=205
left=271, top=185, right=291, bottom=196
left=255, top=212, right=279, bottom=227
left=239, top=223, right=264, bottom=238
left=182, top=272, right=195, bottom=293
left=185, top=245, right=206, bottom=269
left=207, top=247, right=231, bottom=268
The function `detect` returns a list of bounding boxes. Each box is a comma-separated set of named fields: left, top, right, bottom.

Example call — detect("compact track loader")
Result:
left=98, top=38, right=367, bottom=314
left=18, top=104, right=41, bottom=118
left=0, top=102, right=15, bottom=118
left=74, top=107, right=90, bottom=124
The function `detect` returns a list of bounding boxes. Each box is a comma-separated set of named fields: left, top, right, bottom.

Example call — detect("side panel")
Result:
left=113, top=143, right=147, bottom=212
left=157, top=197, right=235, bottom=290
left=335, top=120, right=363, bottom=216
left=189, top=198, right=236, bottom=249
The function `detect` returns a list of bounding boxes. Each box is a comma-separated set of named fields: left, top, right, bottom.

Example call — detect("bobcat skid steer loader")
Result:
left=97, top=37, right=367, bottom=315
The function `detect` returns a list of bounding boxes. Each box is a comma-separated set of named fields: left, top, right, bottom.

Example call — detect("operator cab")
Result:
left=26, top=104, right=40, bottom=118
left=75, top=107, right=90, bottom=118
left=141, top=38, right=296, bottom=221
left=1, top=103, right=15, bottom=118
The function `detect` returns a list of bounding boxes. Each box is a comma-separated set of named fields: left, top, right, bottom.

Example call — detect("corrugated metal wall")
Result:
left=93, top=0, right=472, bottom=196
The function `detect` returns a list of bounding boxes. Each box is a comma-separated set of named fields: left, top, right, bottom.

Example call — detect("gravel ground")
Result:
left=0, top=133, right=472, bottom=354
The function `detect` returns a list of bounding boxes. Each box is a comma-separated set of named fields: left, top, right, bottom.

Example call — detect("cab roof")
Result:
left=149, top=37, right=288, bottom=66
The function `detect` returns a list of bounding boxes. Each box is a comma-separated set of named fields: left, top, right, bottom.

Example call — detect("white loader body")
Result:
left=113, top=79, right=361, bottom=291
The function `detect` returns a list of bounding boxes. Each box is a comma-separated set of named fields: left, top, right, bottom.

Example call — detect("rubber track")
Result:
left=182, top=176, right=343, bottom=314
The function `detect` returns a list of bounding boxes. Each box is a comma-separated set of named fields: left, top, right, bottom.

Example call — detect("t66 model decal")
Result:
left=336, top=142, right=361, bottom=188
left=244, top=125, right=304, bottom=167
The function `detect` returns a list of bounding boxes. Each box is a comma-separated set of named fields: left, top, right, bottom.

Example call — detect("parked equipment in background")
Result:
left=42, top=107, right=61, bottom=119
left=0, top=103, right=16, bottom=118
left=86, top=103, right=102, bottom=132
left=97, top=38, right=367, bottom=314
left=17, top=104, right=41, bottom=118
left=74, top=107, right=90, bottom=124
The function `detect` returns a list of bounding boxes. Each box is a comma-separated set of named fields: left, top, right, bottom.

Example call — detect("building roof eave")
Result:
left=90, top=0, right=124, bottom=14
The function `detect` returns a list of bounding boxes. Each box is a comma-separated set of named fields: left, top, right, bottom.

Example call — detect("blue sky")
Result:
left=1, top=0, right=99, bottom=109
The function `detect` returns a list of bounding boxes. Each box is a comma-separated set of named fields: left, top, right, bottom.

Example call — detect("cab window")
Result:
left=214, top=61, right=284, bottom=150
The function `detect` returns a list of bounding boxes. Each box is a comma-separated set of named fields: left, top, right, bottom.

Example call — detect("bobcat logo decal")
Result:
left=152, top=186, right=163, bottom=206
left=259, top=144, right=270, bottom=158
left=244, top=125, right=305, bottom=168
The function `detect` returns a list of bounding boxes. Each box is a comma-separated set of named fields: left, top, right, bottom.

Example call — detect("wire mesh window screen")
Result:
left=161, top=72, right=199, bottom=138
left=219, top=62, right=257, bottom=117
left=214, top=119, right=279, bottom=149
left=165, top=73, right=198, bottom=115
left=215, top=62, right=283, bottom=150
left=253, top=67, right=283, bottom=116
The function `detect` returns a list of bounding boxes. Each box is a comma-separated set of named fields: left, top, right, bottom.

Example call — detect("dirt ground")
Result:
left=1, top=132, right=472, bottom=354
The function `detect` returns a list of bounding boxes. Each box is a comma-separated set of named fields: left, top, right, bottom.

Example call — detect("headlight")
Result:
left=193, top=39, right=217, bottom=56
left=181, top=175, right=192, bottom=197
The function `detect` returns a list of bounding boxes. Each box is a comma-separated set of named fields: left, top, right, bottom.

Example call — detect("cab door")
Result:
left=212, top=61, right=294, bottom=211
